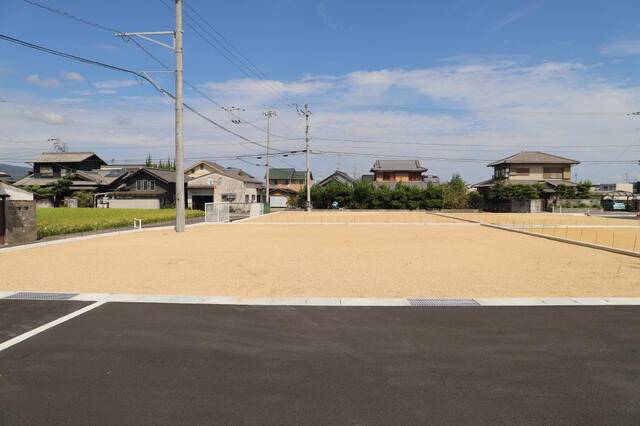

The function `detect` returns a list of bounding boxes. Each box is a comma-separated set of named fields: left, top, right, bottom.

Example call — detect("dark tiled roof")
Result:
left=472, top=178, right=577, bottom=188
left=317, top=170, right=356, bottom=186
left=31, top=152, right=106, bottom=164
left=488, top=151, right=579, bottom=167
left=371, top=160, right=427, bottom=172
left=268, top=168, right=310, bottom=180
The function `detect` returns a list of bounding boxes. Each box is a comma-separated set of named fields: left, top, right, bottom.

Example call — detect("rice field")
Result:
left=37, top=208, right=204, bottom=238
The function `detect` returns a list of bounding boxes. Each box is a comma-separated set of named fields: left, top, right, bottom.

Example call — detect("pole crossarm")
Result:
left=116, top=31, right=175, bottom=50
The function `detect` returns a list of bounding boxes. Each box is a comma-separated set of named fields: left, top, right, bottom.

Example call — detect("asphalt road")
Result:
left=1, top=303, right=639, bottom=425
left=0, top=299, right=89, bottom=342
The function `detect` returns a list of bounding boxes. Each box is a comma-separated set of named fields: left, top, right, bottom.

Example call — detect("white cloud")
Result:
left=25, top=74, right=60, bottom=88
left=3, top=58, right=640, bottom=183
left=599, top=38, right=640, bottom=56
left=62, top=71, right=85, bottom=82
left=93, top=79, right=138, bottom=90
left=21, top=110, right=68, bottom=125
left=202, top=77, right=335, bottom=104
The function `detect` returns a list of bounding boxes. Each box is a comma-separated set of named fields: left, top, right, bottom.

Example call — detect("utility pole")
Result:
left=117, top=1, right=184, bottom=232
left=263, top=110, right=277, bottom=206
left=297, top=104, right=312, bottom=211
left=174, top=0, right=185, bottom=232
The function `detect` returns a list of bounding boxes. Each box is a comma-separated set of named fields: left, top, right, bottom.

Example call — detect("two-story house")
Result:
left=370, top=160, right=433, bottom=188
left=15, top=152, right=124, bottom=196
left=185, top=160, right=264, bottom=210
left=103, top=168, right=183, bottom=209
left=473, top=151, right=580, bottom=210
left=268, top=168, right=310, bottom=191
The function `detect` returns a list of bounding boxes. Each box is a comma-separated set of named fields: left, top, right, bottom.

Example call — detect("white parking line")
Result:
left=0, top=301, right=105, bottom=352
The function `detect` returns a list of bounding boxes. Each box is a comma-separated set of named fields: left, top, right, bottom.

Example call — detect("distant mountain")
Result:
left=0, top=163, right=31, bottom=180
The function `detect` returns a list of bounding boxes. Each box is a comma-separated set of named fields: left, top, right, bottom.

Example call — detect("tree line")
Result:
left=289, top=175, right=481, bottom=210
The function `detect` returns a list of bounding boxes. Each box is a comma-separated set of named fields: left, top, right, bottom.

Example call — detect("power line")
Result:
left=311, top=149, right=639, bottom=165
left=158, top=0, right=303, bottom=125
left=0, top=32, right=272, bottom=151
left=17, top=0, right=295, bottom=149
left=311, top=137, right=640, bottom=149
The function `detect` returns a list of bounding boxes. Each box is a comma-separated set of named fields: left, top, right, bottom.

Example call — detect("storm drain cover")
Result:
left=409, top=298, right=479, bottom=306
left=5, top=292, right=78, bottom=301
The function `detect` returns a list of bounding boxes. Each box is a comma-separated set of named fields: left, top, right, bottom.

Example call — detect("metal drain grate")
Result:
left=408, top=298, right=479, bottom=306
left=5, top=292, right=79, bottom=301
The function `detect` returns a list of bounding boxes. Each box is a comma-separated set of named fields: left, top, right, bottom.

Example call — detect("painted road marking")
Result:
left=0, top=301, right=105, bottom=352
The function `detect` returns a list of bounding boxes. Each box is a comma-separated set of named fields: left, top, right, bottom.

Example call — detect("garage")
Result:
left=192, top=195, right=213, bottom=211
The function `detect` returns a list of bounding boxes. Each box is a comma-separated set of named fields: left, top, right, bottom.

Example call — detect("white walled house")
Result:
left=185, top=161, right=263, bottom=210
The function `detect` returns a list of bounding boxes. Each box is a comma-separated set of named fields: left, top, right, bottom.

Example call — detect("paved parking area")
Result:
left=1, top=301, right=639, bottom=424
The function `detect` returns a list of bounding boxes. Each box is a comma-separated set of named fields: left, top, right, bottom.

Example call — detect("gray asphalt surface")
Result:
left=1, top=303, right=639, bottom=425
left=0, top=299, right=89, bottom=342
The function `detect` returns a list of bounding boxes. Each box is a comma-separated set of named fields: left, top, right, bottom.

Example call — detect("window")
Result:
left=494, top=167, right=507, bottom=179
left=245, top=195, right=250, bottom=203
left=222, top=193, right=236, bottom=202
left=409, top=172, right=421, bottom=181
left=382, top=172, right=394, bottom=181
left=543, top=167, right=563, bottom=179
left=39, top=166, right=53, bottom=177
left=135, top=179, right=156, bottom=191
left=513, top=168, right=530, bottom=176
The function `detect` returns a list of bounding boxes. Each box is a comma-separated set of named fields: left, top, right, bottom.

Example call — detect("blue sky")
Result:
left=1, top=0, right=640, bottom=182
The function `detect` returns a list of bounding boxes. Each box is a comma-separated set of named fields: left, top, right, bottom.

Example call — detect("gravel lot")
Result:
left=1, top=214, right=639, bottom=297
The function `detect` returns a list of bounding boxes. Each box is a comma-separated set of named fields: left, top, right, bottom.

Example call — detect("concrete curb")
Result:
left=2, top=291, right=640, bottom=306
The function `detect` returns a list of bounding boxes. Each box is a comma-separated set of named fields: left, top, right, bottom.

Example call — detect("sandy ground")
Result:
left=1, top=220, right=639, bottom=297
left=445, top=212, right=640, bottom=227
left=441, top=212, right=640, bottom=252
left=249, top=211, right=462, bottom=224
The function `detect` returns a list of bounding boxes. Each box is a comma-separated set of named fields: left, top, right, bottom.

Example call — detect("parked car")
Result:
left=602, top=199, right=627, bottom=211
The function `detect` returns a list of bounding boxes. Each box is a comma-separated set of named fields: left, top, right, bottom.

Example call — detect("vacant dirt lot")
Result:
left=441, top=212, right=640, bottom=252
left=444, top=212, right=639, bottom=227
left=250, top=211, right=462, bottom=224
left=1, top=220, right=639, bottom=297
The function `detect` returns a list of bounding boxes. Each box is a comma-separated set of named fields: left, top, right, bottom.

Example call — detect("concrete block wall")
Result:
left=4, top=200, right=37, bottom=244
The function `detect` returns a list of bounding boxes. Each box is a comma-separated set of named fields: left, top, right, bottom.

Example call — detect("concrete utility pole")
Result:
left=174, top=0, right=185, bottom=232
left=116, top=1, right=185, bottom=232
left=297, top=104, right=312, bottom=211
left=263, top=110, right=277, bottom=205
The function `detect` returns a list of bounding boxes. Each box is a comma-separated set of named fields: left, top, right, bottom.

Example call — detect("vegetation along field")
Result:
left=36, top=208, right=204, bottom=239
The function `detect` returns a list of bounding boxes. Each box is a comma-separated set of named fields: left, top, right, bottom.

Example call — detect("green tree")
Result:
left=72, top=191, right=94, bottom=208
left=575, top=180, right=592, bottom=199
left=442, top=174, right=469, bottom=209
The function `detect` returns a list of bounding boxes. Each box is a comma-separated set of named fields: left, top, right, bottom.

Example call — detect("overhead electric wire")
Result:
left=0, top=33, right=274, bottom=151
left=159, top=0, right=300, bottom=112
left=17, top=0, right=296, bottom=152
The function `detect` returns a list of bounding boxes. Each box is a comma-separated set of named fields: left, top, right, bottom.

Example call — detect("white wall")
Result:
left=108, top=199, right=160, bottom=209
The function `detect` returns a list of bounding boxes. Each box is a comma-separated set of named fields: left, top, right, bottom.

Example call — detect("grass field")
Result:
left=37, top=208, right=204, bottom=239
left=2, top=211, right=639, bottom=298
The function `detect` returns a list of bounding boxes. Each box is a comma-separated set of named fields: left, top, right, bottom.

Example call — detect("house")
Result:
left=0, top=182, right=37, bottom=244
left=370, top=160, right=433, bottom=188
left=473, top=151, right=580, bottom=211
left=269, top=187, right=298, bottom=208
left=103, top=168, right=182, bottom=209
left=186, top=161, right=264, bottom=210
left=316, top=170, right=356, bottom=187
left=15, top=152, right=122, bottom=195
left=268, top=168, right=311, bottom=192
left=0, top=171, right=13, bottom=184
